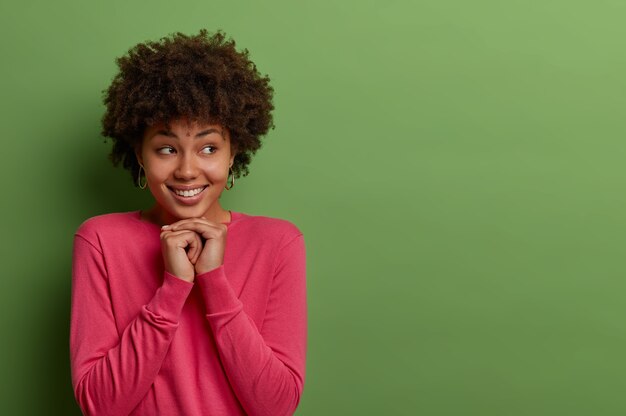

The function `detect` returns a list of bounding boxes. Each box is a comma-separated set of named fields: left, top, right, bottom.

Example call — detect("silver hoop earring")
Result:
left=224, top=167, right=235, bottom=190
left=137, top=165, right=147, bottom=190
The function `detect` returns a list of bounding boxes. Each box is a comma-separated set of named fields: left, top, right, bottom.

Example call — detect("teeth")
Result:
left=173, top=187, right=205, bottom=197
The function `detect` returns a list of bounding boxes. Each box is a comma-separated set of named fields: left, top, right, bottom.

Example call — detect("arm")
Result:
left=70, top=234, right=193, bottom=416
left=196, top=234, right=307, bottom=416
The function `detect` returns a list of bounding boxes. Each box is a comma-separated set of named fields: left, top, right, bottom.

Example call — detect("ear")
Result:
left=228, top=134, right=237, bottom=168
left=134, top=145, right=144, bottom=167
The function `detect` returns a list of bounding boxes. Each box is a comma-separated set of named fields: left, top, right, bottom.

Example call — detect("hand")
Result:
left=159, top=228, right=203, bottom=282
left=163, top=218, right=228, bottom=275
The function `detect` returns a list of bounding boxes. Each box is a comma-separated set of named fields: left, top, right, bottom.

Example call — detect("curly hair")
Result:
left=102, top=30, right=274, bottom=185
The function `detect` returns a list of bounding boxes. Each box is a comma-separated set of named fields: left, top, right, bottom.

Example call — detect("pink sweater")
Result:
left=70, top=211, right=306, bottom=416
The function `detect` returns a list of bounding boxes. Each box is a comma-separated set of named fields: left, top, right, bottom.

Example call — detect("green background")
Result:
left=1, top=0, right=626, bottom=414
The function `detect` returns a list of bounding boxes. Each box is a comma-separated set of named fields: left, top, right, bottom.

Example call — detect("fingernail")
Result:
left=161, top=224, right=170, bottom=229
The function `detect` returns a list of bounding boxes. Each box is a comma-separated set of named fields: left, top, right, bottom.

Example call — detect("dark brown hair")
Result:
left=102, top=30, right=274, bottom=184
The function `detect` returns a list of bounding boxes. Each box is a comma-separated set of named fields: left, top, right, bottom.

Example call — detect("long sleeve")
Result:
left=196, top=234, right=307, bottom=416
left=70, top=234, right=193, bottom=416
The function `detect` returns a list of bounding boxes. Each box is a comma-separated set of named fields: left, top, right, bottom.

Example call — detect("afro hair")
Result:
left=101, top=30, right=275, bottom=185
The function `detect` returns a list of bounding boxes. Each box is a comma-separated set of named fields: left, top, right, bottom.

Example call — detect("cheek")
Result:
left=144, top=159, right=173, bottom=181
left=205, top=163, right=229, bottom=180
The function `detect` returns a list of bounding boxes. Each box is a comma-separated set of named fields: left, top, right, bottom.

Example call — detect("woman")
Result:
left=70, top=30, right=306, bottom=416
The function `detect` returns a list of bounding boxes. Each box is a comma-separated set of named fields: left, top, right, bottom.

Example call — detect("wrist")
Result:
left=195, top=263, right=222, bottom=275
left=166, top=268, right=195, bottom=283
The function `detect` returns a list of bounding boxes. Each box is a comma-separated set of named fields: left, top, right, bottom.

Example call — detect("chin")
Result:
left=172, top=207, right=208, bottom=220
left=157, top=203, right=206, bottom=222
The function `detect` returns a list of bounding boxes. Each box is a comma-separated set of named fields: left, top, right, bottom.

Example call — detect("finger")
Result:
left=187, top=232, right=203, bottom=264
left=165, top=220, right=226, bottom=240
left=160, top=229, right=202, bottom=250
left=161, top=229, right=203, bottom=264
left=164, top=217, right=221, bottom=226
left=159, top=230, right=200, bottom=282
left=163, top=217, right=222, bottom=231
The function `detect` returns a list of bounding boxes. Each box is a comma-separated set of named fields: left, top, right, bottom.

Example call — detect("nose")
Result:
left=174, top=153, right=199, bottom=181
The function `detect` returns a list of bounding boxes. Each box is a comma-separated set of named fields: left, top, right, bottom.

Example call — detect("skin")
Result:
left=136, top=119, right=235, bottom=283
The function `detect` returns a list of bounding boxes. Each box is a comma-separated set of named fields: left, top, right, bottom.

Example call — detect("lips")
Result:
left=167, top=185, right=208, bottom=201
left=170, top=186, right=206, bottom=197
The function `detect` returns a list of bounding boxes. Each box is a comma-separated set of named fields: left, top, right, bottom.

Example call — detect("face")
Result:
left=137, top=119, right=235, bottom=224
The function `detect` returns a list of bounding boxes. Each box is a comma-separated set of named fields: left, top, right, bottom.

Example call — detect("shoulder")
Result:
left=231, top=212, right=303, bottom=246
left=75, top=211, right=144, bottom=244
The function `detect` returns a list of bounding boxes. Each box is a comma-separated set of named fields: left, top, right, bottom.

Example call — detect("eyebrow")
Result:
left=154, top=128, right=225, bottom=139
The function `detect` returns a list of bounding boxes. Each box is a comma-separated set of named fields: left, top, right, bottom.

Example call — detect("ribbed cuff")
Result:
left=146, top=272, right=194, bottom=322
left=195, top=266, right=242, bottom=317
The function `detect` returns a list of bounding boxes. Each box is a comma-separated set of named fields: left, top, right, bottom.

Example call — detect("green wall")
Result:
left=2, top=0, right=626, bottom=414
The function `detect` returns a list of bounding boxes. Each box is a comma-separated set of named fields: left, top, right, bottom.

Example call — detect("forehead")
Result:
left=144, top=119, right=228, bottom=140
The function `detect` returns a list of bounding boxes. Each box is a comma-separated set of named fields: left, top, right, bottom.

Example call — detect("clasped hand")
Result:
left=160, top=218, right=228, bottom=282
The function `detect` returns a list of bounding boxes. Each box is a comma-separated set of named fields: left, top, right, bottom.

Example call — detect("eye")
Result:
left=200, top=145, right=216, bottom=154
left=157, top=146, right=176, bottom=155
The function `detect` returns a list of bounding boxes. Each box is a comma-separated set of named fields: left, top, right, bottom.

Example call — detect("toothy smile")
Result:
left=169, top=186, right=207, bottom=197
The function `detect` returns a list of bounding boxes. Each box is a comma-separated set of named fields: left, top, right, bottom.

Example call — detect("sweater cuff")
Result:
left=195, top=266, right=242, bottom=316
left=146, top=272, right=193, bottom=322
